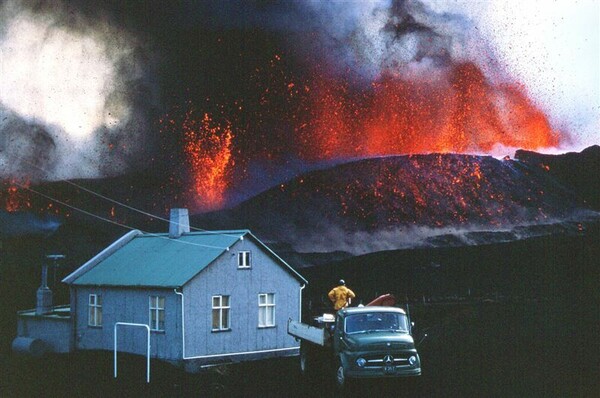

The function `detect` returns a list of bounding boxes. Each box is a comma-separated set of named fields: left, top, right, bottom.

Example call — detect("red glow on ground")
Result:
left=300, top=62, right=560, bottom=160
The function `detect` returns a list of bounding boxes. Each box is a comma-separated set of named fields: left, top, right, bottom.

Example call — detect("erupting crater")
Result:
left=196, top=151, right=597, bottom=255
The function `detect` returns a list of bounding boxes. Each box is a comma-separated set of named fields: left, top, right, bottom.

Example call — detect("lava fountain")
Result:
left=161, top=108, right=234, bottom=212
left=299, top=62, right=561, bottom=161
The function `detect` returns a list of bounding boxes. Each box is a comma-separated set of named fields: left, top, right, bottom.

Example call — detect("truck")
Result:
left=288, top=298, right=422, bottom=389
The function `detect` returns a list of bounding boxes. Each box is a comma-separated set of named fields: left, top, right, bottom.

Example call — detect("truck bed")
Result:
left=287, top=319, right=329, bottom=346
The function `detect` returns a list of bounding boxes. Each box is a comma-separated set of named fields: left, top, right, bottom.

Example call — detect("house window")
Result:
left=88, top=294, right=102, bottom=327
left=212, top=295, right=230, bottom=331
left=258, top=293, right=275, bottom=327
left=238, top=251, right=251, bottom=268
left=149, top=296, right=165, bottom=331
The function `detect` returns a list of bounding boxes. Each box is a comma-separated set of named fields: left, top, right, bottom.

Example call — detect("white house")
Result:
left=15, top=209, right=307, bottom=374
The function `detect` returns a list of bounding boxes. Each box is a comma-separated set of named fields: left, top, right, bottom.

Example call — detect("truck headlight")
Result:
left=356, top=357, right=366, bottom=367
left=408, top=356, right=418, bottom=366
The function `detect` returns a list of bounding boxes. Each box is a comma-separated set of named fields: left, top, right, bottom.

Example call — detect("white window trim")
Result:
left=212, top=295, right=231, bottom=331
left=258, top=293, right=275, bottom=328
left=149, top=296, right=165, bottom=332
left=88, top=293, right=102, bottom=327
left=238, top=251, right=251, bottom=268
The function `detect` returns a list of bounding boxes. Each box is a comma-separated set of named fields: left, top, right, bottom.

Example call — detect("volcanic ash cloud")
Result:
left=298, top=0, right=598, bottom=151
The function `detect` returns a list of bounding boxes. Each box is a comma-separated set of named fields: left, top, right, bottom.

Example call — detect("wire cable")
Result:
left=21, top=160, right=240, bottom=238
left=13, top=181, right=235, bottom=251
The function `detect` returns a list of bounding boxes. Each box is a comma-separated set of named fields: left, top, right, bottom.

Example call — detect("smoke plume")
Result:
left=298, top=0, right=494, bottom=82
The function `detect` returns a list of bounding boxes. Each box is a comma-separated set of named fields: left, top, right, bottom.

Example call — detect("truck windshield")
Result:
left=345, top=312, right=409, bottom=334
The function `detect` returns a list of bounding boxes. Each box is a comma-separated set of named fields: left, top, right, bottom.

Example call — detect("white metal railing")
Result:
left=114, top=322, right=151, bottom=383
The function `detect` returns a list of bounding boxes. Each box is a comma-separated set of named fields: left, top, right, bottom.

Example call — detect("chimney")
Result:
left=36, top=254, right=64, bottom=315
left=36, top=262, right=53, bottom=315
left=169, top=208, right=190, bottom=238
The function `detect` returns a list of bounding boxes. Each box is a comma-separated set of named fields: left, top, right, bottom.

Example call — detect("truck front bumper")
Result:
left=345, top=366, right=421, bottom=379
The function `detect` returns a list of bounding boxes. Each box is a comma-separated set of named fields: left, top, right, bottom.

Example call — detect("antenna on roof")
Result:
left=47, top=254, right=65, bottom=289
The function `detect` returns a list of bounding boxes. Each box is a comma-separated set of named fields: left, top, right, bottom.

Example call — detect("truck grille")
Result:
left=363, top=353, right=411, bottom=369
left=367, top=342, right=410, bottom=350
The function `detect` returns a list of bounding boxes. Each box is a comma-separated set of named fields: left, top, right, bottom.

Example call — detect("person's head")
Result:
left=339, top=279, right=345, bottom=286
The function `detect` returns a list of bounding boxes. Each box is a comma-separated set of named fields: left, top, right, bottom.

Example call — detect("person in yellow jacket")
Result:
left=328, top=279, right=356, bottom=310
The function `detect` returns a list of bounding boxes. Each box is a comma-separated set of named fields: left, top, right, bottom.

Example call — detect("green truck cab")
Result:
left=288, top=306, right=421, bottom=388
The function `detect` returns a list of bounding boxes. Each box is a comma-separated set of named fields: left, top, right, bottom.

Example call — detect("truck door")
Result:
left=332, top=312, right=344, bottom=353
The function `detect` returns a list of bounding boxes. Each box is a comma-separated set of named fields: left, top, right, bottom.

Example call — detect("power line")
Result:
left=21, top=160, right=240, bottom=238
left=13, top=181, right=235, bottom=251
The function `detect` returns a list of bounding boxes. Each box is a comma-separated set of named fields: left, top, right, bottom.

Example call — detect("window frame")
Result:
left=212, top=295, right=231, bottom=331
left=237, top=251, right=251, bottom=269
left=149, top=296, right=165, bottom=332
left=88, top=293, right=102, bottom=327
left=258, top=293, right=275, bottom=328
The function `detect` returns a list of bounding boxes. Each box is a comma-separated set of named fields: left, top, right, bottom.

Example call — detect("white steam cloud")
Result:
left=1, top=17, right=116, bottom=139
left=0, top=0, right=158, bottom=181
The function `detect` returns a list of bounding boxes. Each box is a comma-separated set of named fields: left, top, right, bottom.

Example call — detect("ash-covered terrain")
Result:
left=195, top=148, right=599, bottom=258
left=1, top=146, right=599, bottom=260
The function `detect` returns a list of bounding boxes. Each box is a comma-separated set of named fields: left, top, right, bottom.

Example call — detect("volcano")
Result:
left=194, top=149, right=599, bottom=255
left=1, top=147, right=598, bottom=259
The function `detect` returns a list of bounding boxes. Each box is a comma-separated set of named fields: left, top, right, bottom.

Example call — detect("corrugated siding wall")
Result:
left=72, top=237, right=301, bottom=363
left=183, top=238, right=301, bottom=358
left=73, top=286, right=182, bottom=361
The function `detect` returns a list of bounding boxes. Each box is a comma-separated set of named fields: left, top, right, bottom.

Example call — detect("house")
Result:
left=14, top=209, right=307, bottom=374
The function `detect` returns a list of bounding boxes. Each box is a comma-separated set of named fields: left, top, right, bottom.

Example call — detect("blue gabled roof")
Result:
left=68, top=230, right=306, bottom=288
left=70, top=231, right=244, bottom=288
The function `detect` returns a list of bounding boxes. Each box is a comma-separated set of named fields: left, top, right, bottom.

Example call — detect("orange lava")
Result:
left=182, top=111, right=234, bottom=212
left=300, top=62, right=560, bottom=160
